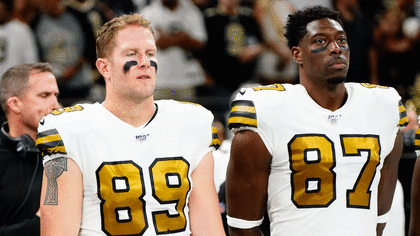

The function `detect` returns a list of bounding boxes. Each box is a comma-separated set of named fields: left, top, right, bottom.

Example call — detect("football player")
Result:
left=36, top=14, right=225, bottom=236
left=226, top=6, right=407, bottom=236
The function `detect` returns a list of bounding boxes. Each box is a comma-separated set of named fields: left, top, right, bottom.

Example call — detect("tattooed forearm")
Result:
left=44, top=157, right=68, bottom=205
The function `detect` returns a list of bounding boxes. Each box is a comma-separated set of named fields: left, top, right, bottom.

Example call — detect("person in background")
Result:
left=0, top=0, right=39, bottom=80
left=226, top=6, right=407, bottom=236
left=253, top=0, right=298, bottom=85
left=372, top=0, right=420, bottom=101
left=32, top=0, right=96, bottom=106
left=286, top=0, right=332, bottom=11
left=333, top=0, right=377, bottom=83
left=0, top=62, right=59, bottom=235
left=140, top=0, right=208, bottom=102
left=37, top=13, right=225, bottom=236
left=199, top=0, right=264, bottom=96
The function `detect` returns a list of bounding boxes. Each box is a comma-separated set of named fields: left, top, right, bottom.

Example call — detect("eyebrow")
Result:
left=309, top=30, right=347, bottom=40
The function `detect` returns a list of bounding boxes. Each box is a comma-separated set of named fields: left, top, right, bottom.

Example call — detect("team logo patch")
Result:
left=326, top=114, right=342, bottom=126
left=136, top=134, right=150, bottom=143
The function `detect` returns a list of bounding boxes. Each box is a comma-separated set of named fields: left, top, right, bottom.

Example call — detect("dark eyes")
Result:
left=338, top=37, right=347, bottom=43
left=127, top=52, right=156, bottom=58
left=315, top=38, right=326, bottom=44
left=314, top=37, right=347, bottom=45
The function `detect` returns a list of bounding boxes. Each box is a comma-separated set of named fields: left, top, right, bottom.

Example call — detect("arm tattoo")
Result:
left=44, top=157, right=68, bottom=205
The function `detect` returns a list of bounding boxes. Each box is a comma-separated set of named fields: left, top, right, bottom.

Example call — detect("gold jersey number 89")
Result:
left=96, top=157, right=190, bottom=236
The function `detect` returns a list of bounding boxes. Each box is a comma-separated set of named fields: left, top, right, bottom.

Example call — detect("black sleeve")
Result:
left=0, top=216, right=40, bottom=236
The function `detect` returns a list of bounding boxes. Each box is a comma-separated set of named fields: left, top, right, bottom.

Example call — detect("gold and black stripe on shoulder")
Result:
left=398, top=100, right=409, bottom=128
left=228, top=100, right=257, bottom=130
left=36, top=129, right=67, bottom=157
left=210, top=124, right=221, bottom=150
left=415, top=128, right=420, bottom=152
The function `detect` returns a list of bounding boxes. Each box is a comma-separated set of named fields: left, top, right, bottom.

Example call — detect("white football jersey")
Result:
left=228, top=83, right=408, bottom=236
left=37, top=101, right=220, bottom=236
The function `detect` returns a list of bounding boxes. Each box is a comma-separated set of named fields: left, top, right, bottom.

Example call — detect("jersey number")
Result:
left=96, top=157, right=190, bottom=236
left=288, top=134, right=380, bottom=209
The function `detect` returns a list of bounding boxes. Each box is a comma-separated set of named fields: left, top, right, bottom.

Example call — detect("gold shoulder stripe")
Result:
left=415, top=128, right=420, bottom=151
left=36, top=129, right=67, bottom=156
left=210, top=125, right=221, bottom=150
left=360, top=83, right=389, bottom=89
left=51, top=105, right=83, bottom=116
left=253, top=83, right=285, bottom=91
left=398, top=101, right=409, bottom=127
left=228, top=100, right=257, bottom=130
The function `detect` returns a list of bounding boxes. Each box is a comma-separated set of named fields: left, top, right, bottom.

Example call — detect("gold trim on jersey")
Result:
left=360, top=83, right=389, bottom=89
left=253, top=83, right=285, bottom=91
left=228, top=100, right=257, bottom=130
left=211, top=125, right=221, bottom=150
left=398, top=101, right=409, bottom=127
left=415, top=128, right=420, bottom=151
left=36, top=129, right=67, bottom=156
left=51, top=105, right=84, bottom=116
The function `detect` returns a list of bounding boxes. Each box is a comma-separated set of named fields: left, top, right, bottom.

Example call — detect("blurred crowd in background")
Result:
left=2, top=0, right=420, bottom=234
left=3, top=0, right=420, bottom=120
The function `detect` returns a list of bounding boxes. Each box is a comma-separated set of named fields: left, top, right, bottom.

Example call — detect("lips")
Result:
left=328, top=58, right=347, bottom=69
left=136, top=73, right=151, bottom=79
left=137, top=75, right=151, bottom=79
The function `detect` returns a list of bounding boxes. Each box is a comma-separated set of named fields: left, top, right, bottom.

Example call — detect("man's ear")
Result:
left=7, top=96, right=22, bottom=114
left=292, top=46, right=303, bottom=65
left=96, top=58, right=111, bottom=80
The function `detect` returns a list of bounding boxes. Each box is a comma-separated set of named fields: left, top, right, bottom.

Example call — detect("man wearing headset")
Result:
left=0, top=63, right=59, bottom=235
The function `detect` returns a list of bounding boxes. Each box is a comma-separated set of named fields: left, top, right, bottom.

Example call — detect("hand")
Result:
left=238, top=44, right=264, bottom=63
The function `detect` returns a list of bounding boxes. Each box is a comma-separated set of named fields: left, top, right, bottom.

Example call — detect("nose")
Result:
left=137, top=53, right=151, bottom=68
left=50, top=97, right=60, bottom=111
left=330, top=41, right=342, bottom=55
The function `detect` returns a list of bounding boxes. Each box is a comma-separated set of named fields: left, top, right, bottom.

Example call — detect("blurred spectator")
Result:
left=333, top=0, right=377, bottom=83
left=198, top=0, right=264, bottom=97
left=359, top=0, right=385, bottom=21
left=32, top=0, right=97, bottom=106
left=12, top=0, right=40, bottom=25
left=140, top=0, right=208, bottom=102
left=190, top=0, right=216, bottom=11
left=372, top=0, right=420, bottom=101
left=253, top=0, right=298, bottom=85
left=132, top=0, right=153, bottom=12
left=66, top=0, right=115, bottom=102
left=286, top=0, right=332, bottom=11
left=0, top=0, right=39, bottom=78
left=100, top=0, right=137, bottom=15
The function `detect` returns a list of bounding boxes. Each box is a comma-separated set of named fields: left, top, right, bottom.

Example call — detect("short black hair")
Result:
left=284, top=6, right=343, bottom=49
